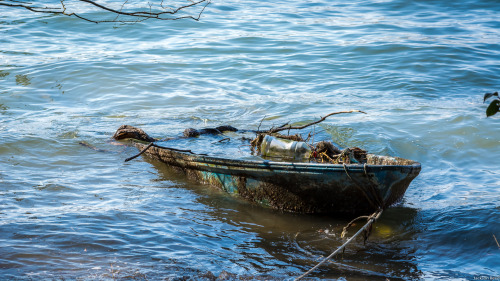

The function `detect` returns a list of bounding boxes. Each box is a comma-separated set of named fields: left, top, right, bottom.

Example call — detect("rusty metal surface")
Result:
left=134, top=142, right=421, bottom=216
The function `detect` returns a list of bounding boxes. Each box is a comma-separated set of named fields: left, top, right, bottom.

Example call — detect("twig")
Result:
left=238, top=144, right=252, bottom=155
left=259, top=110, right=366, bottom=134
left=125, top=142, right=153, bottom=162
left=494, top=234, right=500, bottom=249
left=305, top=132, right=312, bottom=143
left=256, top=115, right=267, bottom=133
left=295, top=209, right=382, bottom=280
left=306, top=129, right=326, bottom=144
left=212, top=137, right=230, bottom=144
left=312, top=125, right=315, bottom=145
left=79, top=141, right=111, bottom=153
left=278, top=121, right=290, bottom=130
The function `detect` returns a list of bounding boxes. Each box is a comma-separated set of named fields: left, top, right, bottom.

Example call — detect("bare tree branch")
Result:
left=258, top=110, right=367, bottom=134
left=0, top=0, right=211, bottom=23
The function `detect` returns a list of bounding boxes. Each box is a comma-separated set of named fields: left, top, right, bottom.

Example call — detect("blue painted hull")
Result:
left=135, top=143, right=421, bottom=215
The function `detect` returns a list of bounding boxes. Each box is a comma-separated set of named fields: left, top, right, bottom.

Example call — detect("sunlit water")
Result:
left=1, top=0, right=499, bottom=280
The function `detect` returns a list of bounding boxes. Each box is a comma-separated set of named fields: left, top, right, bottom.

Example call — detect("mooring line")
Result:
left=342, top=163, right=379, bottom=210
left=295, top=209, right=383, bottom=280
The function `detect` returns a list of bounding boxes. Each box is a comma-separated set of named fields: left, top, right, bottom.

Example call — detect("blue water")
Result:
left=1, top=0, right=499, bottom=280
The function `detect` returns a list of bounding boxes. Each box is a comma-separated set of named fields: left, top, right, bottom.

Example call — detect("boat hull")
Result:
left=134, top=143, right=421, bottom=216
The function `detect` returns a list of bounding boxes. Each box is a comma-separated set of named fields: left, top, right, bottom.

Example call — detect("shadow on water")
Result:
left=146, top=155, right=424, bottom=280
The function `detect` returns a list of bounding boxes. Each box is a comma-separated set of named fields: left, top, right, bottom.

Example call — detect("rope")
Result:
left=295, top=209, right=383, bottom=280
left=363, top=163, right=385, bottom=208
left=342, top=163, right=379, bottom=210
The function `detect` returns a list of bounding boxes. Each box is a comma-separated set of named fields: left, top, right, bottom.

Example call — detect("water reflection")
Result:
left=148, top=156, right=422, bottom=280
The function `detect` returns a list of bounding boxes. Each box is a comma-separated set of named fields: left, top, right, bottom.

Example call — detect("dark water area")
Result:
left=1, top=0, right=499, bottom=280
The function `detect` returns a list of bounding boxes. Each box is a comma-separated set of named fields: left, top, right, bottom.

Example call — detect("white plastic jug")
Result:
left=260, top=135, right=312, bottom=160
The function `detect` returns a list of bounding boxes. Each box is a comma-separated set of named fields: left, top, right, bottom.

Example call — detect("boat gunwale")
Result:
left=141, top=143, right=422, bottom=172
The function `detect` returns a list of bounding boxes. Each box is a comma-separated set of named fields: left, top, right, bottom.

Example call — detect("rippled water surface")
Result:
left=1, top=0, right=499, bottom=280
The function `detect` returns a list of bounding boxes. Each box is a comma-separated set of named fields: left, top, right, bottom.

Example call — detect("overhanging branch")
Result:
left=0, top=0, right=211, bottom=23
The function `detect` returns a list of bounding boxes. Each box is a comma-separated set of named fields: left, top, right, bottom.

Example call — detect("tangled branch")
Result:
left=0, top=0, right=211, bottom=23
left=257, top=110, right=367, bottom=134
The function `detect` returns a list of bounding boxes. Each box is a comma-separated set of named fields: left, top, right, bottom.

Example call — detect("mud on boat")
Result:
left=115, top=125, right=421, bottom=216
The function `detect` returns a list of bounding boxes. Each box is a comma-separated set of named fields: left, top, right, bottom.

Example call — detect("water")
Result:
left=1, top=0, right=499, bottom=279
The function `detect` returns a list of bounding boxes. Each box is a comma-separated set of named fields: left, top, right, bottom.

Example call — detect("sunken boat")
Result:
left=114, top=124, right=421, bottom=216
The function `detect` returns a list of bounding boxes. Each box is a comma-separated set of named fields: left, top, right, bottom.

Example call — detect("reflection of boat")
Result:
left=131, top=141, right=421, bottom=216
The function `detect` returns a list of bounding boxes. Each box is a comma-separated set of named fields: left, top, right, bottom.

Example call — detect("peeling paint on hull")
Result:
left=135, top=143, right=421, bottom=216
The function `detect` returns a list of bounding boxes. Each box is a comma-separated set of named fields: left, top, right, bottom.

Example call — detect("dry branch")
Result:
left=0, top=0, right=211, bottom=23
left=258, top=110, right=366, bottom=134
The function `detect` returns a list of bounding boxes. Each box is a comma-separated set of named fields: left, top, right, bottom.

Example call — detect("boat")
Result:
left=115, top=125, right=421, bottom=216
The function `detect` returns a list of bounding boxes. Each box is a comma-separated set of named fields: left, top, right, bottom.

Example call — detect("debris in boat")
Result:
left=313, top=141, right=340, bottom=163
left=251, top=110, right=364, bottom=152
left=315, top=141, right=341, bottom=156
left=250, top=133, right=303, bottom=154
left=260, top=135, right=312, bottom=160
left=113, top=117, right=368, bottom=165
left=317, top=146, right=367, bottom=164
left=250, top=134, right=264, bottom=153
left=249, top=110, right=369, bottom=164
left=255, top=134, right=367, bottom=164
left=114, top=109, right=369, bottom=164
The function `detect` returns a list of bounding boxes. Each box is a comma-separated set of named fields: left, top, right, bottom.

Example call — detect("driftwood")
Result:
left=113, top=125, right=214, bottom=162
left=183, top=125, right=238, bottom=137
left=113, top=124, right=238, bottom=141
left=113, top=125, right=156, bottom=142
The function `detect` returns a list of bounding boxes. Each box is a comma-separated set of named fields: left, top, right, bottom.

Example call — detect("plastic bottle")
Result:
left=260, top=135, right=312, bottom=161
